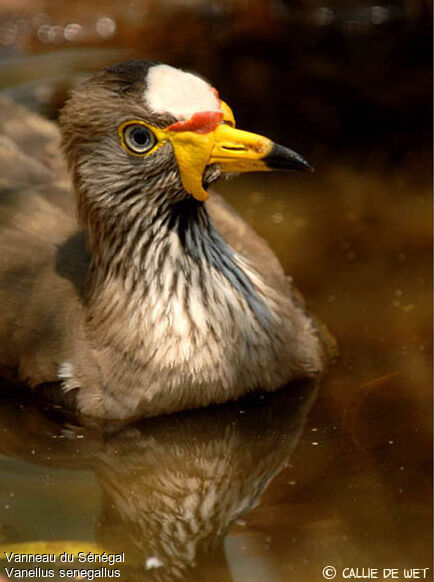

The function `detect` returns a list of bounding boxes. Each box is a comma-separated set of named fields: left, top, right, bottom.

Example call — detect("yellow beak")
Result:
left=165, top=101, right=312, bottom=201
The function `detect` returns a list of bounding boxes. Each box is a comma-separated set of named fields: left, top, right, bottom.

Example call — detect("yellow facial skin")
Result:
left=119, top=100, right=277, bottom=202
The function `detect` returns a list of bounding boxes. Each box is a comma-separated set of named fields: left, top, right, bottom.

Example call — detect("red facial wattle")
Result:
left=168, top=110, right=224, bottom=135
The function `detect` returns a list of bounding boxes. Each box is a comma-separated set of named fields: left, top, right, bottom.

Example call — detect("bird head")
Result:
left=60, top=60, right=311, bottom=220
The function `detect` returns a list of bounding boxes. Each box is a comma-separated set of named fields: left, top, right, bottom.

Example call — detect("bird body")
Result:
left=0, top=60, right=324, bottom=419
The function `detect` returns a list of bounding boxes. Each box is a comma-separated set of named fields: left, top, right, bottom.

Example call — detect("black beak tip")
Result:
left=265, top=143, right=314, bottom=173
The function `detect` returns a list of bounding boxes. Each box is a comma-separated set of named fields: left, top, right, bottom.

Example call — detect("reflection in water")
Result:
left=0, top=380, right=317, bottom=581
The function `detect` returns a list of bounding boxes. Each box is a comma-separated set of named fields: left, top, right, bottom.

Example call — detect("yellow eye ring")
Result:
left=118, top=120, right=159, bottom=157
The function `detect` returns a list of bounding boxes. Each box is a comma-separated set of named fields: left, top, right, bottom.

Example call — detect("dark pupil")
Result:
left=132, top=127, right=149, bottom=146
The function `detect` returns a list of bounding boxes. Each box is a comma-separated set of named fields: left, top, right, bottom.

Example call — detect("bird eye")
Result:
left=122, top=124, right=156, bottom=155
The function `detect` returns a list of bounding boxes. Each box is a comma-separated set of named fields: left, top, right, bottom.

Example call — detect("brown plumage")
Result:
left=0, top=60, right=325, bottom=419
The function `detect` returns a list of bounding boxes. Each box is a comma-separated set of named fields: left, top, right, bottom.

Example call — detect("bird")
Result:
left=0, top=59, right=325, bottom=420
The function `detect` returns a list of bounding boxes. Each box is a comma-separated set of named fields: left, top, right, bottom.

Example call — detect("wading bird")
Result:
left=0, top=60, right=324, bottom=419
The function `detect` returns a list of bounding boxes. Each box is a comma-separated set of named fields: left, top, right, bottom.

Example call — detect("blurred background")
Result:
left=0, top=1, right=432, bottom=581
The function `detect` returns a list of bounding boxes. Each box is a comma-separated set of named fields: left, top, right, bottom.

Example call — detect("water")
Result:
left=0, top=166, right=431, bottom=581
left=0, top=2, right=432, bottom=580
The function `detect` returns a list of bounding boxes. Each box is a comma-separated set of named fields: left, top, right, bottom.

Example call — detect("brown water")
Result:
left=0, top=1, right=432, bottom=581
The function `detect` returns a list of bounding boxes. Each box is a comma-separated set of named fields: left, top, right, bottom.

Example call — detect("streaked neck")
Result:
left=84, top=193, right=273, bottom=339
